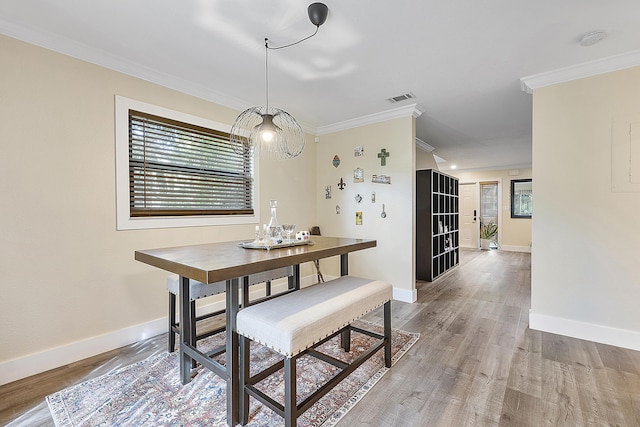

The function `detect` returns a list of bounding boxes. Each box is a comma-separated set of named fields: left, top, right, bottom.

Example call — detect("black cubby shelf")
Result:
left=416, top=169, right=459, bottom=281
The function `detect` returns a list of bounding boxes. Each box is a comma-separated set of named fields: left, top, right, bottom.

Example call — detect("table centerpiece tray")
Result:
left=239, top=240, right=315, bottom=250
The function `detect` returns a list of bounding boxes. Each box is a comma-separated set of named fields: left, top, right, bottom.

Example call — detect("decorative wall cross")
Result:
left=377, top=148, right=390, bottom=166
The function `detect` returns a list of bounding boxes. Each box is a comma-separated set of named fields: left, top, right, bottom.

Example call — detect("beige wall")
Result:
left=315, top=117, right=417, bottom=303
left=530, top=66, right=640, bottom=350
left=0, top=35, right=317, bottom=381
left=416, top=148, right=439, bottom=170
left=451, top=168, right=532, bottom=251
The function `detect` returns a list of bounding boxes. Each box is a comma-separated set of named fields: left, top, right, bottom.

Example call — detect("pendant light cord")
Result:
left=266, top=25, right=320, bottom=50
left=264, top=25, right=319, bottom=111
left=264, top=39, right=269, bottom=112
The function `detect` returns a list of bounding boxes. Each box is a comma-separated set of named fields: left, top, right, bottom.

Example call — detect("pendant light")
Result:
left=230, top=3, right=329, bottom=160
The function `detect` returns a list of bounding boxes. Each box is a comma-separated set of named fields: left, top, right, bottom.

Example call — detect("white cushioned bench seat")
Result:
left=166, top=275, right=225, bottom=300
left=166, top=265, right=294, bottom=300
left=236, top=275, right=392, bottom=357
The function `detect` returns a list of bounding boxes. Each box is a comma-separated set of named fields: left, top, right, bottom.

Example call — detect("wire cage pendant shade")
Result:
left=229, top=42, right=305, bottom=162
left=229, top=3, right=328, bottom=161
left=230, top=106, right=304, bottom=160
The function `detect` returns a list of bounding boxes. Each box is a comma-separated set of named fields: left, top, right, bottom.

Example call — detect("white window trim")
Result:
left=115, top=95, right=260, bottom=230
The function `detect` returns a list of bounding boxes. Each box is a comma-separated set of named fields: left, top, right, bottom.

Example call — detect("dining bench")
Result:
left=166, top=266, right=296, bottom=353
left=236, top=275, right=393, bottom=427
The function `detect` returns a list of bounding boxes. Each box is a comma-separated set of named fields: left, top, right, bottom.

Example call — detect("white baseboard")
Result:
left=0, top=274, right=415, bottom=386
left=0, top=317, right=168, bottom=386
left=529, top=310, right=640, bottom=351
left=500, top=245, right=531, bottom=253
left=393, top=287, right=417, bottom=303
left=0, top=276, right=301, bottom=386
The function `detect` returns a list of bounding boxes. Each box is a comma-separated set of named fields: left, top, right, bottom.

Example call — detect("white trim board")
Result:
left=393, top=287, right=417, bottom=303
left=0, top=17, right=250, bottom=113
left=0, top=276, right=295, bottom=386
left=529, top=311, right=640, bottom=352
left=0, top=275, right=411, bottom=386
left=114, top=95, right=261, bottom=230
left=316, top=104, right=425, bottom=136
left=0, top=22, right=425, bottom=139
left=520, top=49, right=640, bottom=94
left=499, top=245, right=531, bottom=253
left=0, top=317, right=167, bottom=387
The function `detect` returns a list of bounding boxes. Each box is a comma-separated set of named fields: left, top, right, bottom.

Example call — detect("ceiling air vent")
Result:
left=387, top=92, right=415, bottom=103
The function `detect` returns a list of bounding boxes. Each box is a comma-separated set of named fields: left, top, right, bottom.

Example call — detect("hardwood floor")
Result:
left=341, top=249, right=640, bottom=426
left=2, top=249, right=639, bottom=426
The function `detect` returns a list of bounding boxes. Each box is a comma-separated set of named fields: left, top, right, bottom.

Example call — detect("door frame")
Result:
left=461, top=178, right=503, bottom=248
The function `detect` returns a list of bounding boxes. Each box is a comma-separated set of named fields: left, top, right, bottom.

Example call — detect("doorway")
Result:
left=459, top=182, right=479, bottom=248
left=480, top=181, right=499, bottom=249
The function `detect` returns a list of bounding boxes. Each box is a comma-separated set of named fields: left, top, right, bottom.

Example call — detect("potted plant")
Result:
left=480, top=221, right=498, bottom=250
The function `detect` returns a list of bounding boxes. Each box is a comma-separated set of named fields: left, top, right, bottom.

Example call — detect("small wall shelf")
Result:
left=416, top=169, right=459, bottom=281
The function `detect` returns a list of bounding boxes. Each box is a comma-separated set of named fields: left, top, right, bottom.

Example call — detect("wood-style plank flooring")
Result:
left=2, top=249, right=640, bottom=426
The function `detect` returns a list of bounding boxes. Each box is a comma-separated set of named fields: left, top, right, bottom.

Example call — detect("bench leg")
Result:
left=340, top=329, right=351, bottom=352
left=384, top=301, right=392, bottom=368
left=239, top=336, right=251, bottom=425
left=284, top=356, right=297, bottom=427
left=241, top=276, right=250, bottom=308
left=265, top=280, right=272, bottom=297
left=173, top=284, right=198, bottom=368
left=168, top=293, right=176, bottom=353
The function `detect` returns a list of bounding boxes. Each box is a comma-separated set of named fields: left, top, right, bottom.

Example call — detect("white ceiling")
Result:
left=2, top=0, right=640, bottom=171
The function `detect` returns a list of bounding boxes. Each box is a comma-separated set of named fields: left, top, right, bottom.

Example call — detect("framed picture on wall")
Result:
left=511, top=179, right=532, bottom=218
left=353, top=167, right=364, bottom=183
left=356, top=211, right=363, bottom=225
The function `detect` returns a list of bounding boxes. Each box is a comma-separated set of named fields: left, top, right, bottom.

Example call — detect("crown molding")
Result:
left=442, top=163, right=533, bottom=173
left=415, top=137, right=435, bottom=152
left=0, top=19, right=251, bottom=112
left=316, top=104, right=425, bottom=135
left=1, top=21, right=427, bottom=136
left=520, top=49, right=640, bottom=94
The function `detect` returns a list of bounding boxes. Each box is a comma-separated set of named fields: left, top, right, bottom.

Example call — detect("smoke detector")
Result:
left=387, top=92, right=416, bottom=103
left=580, top=31, right=607, bottom=47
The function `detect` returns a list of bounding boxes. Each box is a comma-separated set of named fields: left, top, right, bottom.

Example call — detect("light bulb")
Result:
left=260, top=129, right=275, bottom=142
left=257, top=113, right=276, bottom=143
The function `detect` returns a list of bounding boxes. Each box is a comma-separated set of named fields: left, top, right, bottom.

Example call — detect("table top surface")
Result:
left=135, top=236, right=376, bottom=283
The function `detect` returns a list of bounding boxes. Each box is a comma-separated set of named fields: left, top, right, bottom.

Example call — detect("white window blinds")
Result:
left=128, top=110, right=254, bottom=217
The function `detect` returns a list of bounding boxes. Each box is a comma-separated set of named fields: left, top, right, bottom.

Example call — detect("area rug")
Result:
left=46, top=320, right=418, bottom=427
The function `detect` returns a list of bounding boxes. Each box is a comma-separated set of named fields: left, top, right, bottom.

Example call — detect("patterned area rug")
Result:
left=47, top=320, right=418, bottom=427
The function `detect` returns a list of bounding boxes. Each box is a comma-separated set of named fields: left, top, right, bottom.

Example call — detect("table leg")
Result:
left=340, top=253, right=348, bottom=276
left=339, top=254, right=351, bottom=349
left=179, top=276, right=192, bottom=384
left=226, top=278, right=240, bottom=427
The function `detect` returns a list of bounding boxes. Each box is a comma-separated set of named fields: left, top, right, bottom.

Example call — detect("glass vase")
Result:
left=267, top=199, right=282, bottom=243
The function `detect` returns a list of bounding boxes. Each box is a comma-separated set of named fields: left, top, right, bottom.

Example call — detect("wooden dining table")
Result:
left=134, top=236, right=376, bottom=426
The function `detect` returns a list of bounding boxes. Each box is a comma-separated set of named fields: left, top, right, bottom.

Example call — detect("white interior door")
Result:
left=460, top=182, right=479, bottom=248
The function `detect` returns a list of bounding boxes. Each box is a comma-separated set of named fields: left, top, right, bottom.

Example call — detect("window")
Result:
left=511, top=179, right=532, bottom=218
left=116, top=96, right=259, bottom=230
left=480, top=182, right=498, bottom=225
left=129, top=110, right=253, bottom=217
left=480, top=181, right=499, bottom=249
